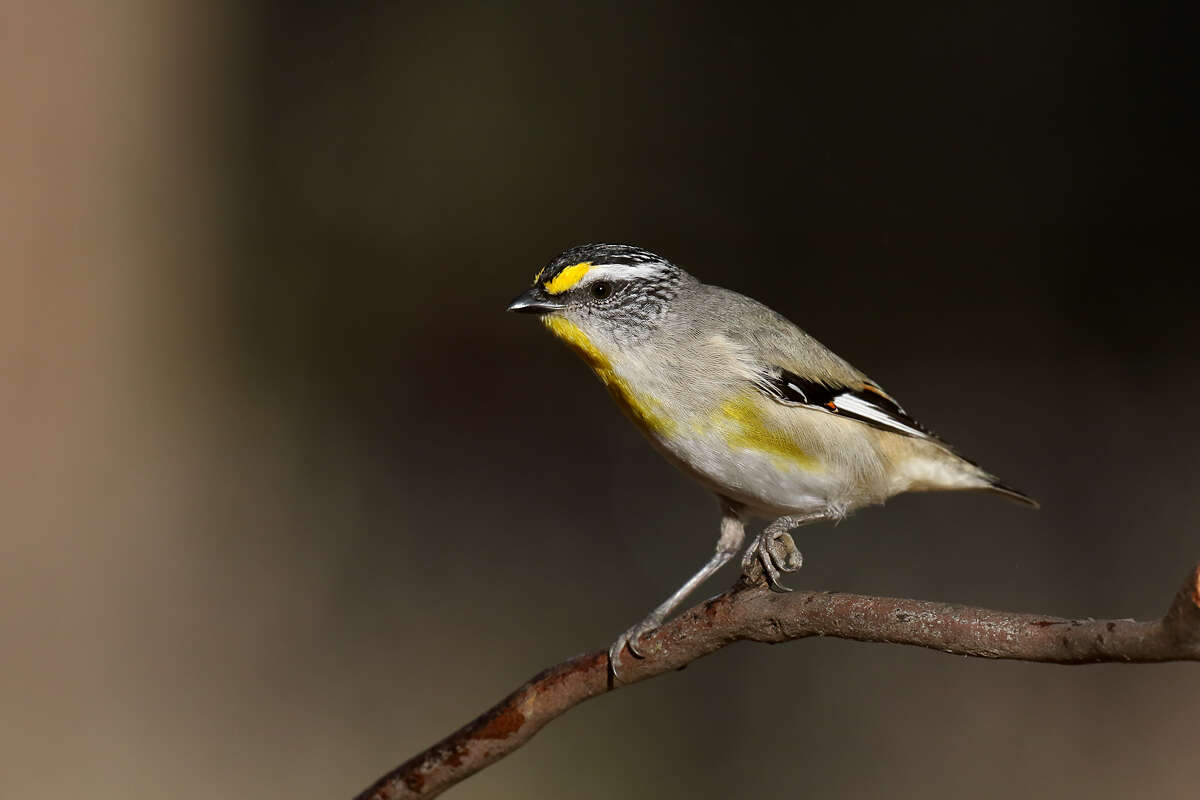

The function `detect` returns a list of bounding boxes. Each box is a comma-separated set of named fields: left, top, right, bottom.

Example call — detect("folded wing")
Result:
left=753, top=367, right=936, bottom=441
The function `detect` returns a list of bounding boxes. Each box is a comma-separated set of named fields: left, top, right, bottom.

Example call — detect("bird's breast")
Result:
left=542, top=316, right=675, bottom=436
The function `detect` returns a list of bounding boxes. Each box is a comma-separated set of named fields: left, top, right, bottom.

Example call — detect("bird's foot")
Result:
left=740, top=531, right=803, bottom=592
left=608, top=617, right=662, bottom=681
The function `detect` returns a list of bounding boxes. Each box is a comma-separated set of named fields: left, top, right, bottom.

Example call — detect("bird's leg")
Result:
left=609, top=499, right=745, bottom=677
left=740, top=512, right=826, bottom=592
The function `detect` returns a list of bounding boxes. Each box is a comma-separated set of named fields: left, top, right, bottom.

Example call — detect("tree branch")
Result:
left=356, top=563, right=1200, bottom=799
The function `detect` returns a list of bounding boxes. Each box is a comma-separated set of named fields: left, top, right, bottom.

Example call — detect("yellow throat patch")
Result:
left=541, top=316, right=673, bottom=435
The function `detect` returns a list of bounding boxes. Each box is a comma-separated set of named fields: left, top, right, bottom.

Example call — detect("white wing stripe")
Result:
left=833, top=393, right=929, bottom=438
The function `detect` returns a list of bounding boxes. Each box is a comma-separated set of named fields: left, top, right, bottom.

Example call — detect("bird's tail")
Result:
left=907, top=442, right=1039, bottom=508
left=982, top=478, right=1039, bottom=508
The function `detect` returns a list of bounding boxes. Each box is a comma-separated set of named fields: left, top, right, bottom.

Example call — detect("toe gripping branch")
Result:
left=741, top=531, right=804, bottom=592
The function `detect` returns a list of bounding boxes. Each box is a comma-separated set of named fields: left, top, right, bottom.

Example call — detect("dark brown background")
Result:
left=2, top=2, right=1196, bottom=798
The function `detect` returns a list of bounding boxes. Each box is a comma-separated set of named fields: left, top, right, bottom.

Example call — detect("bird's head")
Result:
left=507, top=244, right=684, bottom=349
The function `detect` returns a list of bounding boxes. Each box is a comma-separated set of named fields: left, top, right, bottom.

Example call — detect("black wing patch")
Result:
left=755, top=368, right=936, bottom=440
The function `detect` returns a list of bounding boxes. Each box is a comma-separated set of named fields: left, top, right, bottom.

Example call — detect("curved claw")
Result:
left=608, top=636, right=628, bottom=679
left=626, top=621, right=657, bottom=658
left=609, top=622, right=657, bottom=681
left=760, top=545, right=793, bottom=592
left=765, top=568, right=794, bottom=593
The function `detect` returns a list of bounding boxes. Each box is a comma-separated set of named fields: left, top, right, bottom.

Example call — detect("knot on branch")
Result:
left=1163, top=563, right=1200, bottom=654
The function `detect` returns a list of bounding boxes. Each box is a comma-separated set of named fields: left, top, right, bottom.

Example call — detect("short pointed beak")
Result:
left=506, top=287, right=563, bottom=315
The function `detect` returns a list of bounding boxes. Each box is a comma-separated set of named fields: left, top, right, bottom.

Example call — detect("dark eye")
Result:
left=590, top=281, right=614, bottom=300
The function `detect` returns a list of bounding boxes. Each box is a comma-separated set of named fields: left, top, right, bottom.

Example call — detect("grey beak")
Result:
left=506, top=287, right=563, bottom=315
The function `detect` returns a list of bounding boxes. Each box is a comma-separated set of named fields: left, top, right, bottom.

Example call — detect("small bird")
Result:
left=507, top=244, right=1035, bottom=676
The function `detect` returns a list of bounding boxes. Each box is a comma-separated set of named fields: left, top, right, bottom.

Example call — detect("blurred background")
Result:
left=2, top=2, right=1196, bottom=798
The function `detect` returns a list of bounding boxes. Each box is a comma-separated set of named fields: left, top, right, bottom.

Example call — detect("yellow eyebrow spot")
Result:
left=543, top=261, right=592, bottom=295
left=542, top=316, right=673, bottom=435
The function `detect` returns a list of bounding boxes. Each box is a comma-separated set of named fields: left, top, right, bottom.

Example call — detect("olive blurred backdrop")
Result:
left=2, top=2, right=1196, bottom=798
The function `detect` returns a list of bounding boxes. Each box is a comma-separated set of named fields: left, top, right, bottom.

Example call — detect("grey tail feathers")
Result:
left=984, top=479, right=1039, bottom=508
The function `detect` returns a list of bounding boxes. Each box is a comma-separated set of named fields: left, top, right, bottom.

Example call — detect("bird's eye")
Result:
left=590, top=281, right=614, bottom=300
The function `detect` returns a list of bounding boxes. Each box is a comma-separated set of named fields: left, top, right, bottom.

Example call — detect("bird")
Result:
left=507, top=243, right=1036, bottom=678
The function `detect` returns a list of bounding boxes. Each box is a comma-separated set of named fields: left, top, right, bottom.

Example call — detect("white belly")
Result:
left=649, top=429, right=846, bottom=517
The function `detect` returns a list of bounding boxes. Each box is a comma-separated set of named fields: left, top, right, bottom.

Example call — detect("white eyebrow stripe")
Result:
left=579, top=263, right=663, bottom=283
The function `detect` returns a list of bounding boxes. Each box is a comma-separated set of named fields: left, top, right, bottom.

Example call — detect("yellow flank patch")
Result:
left=542, top=316, right=674, bottom=435
left=543, top=261, right=592, bottom=295
left=717, top=393, right=818, bottom=471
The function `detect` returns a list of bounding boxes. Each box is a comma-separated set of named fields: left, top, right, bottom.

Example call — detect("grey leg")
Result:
left=609, top=498, right=745, bottom=677
left=740, top=512, right=827, bottom=592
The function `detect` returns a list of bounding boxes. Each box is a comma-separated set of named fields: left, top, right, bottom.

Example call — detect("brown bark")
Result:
left=356, top=563, right=1200, bottom=800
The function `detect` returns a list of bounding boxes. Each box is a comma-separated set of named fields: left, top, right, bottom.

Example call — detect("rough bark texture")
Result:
left=356, top=563, right=1200, bottom=800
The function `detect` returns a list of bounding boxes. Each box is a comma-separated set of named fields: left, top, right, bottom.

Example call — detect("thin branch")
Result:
left=356, top=563, right=1200, bottom=799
